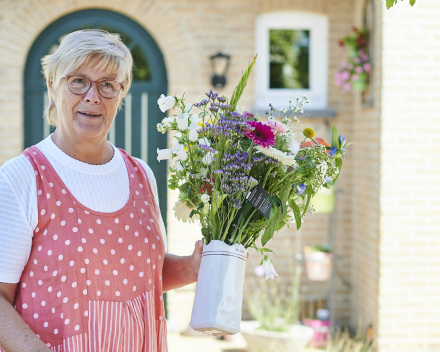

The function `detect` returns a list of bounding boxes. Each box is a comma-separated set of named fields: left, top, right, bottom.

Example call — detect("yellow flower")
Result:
left=303, top=127, right=316, bottom=139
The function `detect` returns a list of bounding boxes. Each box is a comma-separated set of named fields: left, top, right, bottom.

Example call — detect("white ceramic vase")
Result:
left=190, top=240, right=247, bottom=336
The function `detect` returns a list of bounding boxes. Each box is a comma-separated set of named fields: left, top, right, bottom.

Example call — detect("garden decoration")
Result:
left=335, top=27, right=371, bottom=92
left=156, top=55, right=349, bottom=335
left=304, top=245, right=334, bottom=281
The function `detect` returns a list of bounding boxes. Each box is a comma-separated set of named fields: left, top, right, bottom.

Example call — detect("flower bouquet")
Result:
left=156, top=56, right=349, bottom=335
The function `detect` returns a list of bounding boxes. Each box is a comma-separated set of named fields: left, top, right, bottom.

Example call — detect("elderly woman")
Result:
left=0, top=30, right=203, bottom=352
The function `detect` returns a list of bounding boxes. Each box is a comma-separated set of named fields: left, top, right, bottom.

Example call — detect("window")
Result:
left=255, top=12, right=329, bottom=111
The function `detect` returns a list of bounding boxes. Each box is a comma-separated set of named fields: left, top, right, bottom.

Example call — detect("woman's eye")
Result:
left=74, top=78, right=84, bottom=84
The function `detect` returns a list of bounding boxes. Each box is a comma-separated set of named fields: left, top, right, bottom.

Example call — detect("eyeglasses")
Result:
left=62, top=75, right=124, bottom=99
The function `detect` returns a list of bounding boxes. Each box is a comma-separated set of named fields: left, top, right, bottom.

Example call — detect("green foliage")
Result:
left=327, top=325, right=374, bottom=352
left=229, top=55, right=257, bottom=112
left=380, top=0, right=416, bottom=9
left=305, top=244, right=332, bottom=253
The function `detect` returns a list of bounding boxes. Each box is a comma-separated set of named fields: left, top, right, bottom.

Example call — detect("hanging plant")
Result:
left=335, top=27, right=371, bottom=92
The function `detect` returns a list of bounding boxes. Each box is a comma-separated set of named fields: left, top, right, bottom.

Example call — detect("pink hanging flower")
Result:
left=245, top=121, right=275, bottom=148
left=262, top=120, right=288, bottom=136
left=363, top=63, right=371, bottom=72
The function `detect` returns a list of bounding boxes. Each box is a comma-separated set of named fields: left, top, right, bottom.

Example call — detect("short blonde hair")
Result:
left=41, top=29, right=133, bottom=126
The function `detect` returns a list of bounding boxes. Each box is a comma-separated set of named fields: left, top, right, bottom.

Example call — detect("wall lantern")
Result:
left=210, top=52, right=231, bottom=89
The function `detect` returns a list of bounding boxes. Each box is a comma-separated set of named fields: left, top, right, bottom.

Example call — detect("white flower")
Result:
left=157, top=94, right=175, bottom=113
left=172, top=132, right=182, bottom=145
left=198, top=137, right=210, bottom=146
left=189, top=114, right=201, bottom=129
left=184, top=102, right=193, bottom=113
left=171, top=142, right=184, bottom=154
left=262, top=258, right=279, bottom=280
left=256, top=146, right=297, bottom=167
left=188, top=128, right=199, bottom=142
left=201, top=194, right=210, bottom=203
left=173, top=199, right=199, bottom=223
left=288, top=140, right=300, bottom=156
left=161, top=116, right=175, bottom=127
left=200, top=168, right=208, bottom=178
left=267, top=115, right=275, bottom=120
left=176, top=112, right=190, bottom=131
left=175, top=160, right=183, bottom=172
left=157, top=148, right=172, bottom=162
left=176, top=149, right=188, bottom=161
left=202, top=151, right=217, bottom=165
left=254, top=265, right=265, bottom=277
left=279, top=108, right=288, bottom=113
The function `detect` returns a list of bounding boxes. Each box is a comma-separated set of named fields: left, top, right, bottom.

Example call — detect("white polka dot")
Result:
left=41, top=165, right=46, bottom=170
left=53, top=234, right=58, bottom=240
left=56, top=201, right=61, bottom=206
left=118, top=238, right=123, bottom=243
left=41, top=301, right=46, bottom=306
left=35, top=227, right=39, bottom=233
left=34, top=313, right=38, bottom=319
left=115, top=291, right=120, bottom=296
left=22, top=282, right=26, bottom=288
left=82, top=238, right=86, bottom=243
left=125, top=225, right=129, bottom=230
left=153, top=264, right=156, bottom=270
left=41, top=209, right=46, bottom=216
left=85, top=259, right=89, bottom=264
left=53, top=270, right=57, bottom=277
left=147, top=226, right=151, bottom=230
left=73, top=227, right=78, bottom=232
left=73, top=303, right=79, bottom=310
left=58, top=254, right=63, bottom=260
left=159, top=316, right=163, bottom=321
left=95, top=269, right=99, bottom=275
left=22, top=303, right=28, bottom=309
left=139, top=183, right=143, bottom=188
left=30, top=271, right=34, bottom=277
left=44, top=266, right=48, bottom=271
left=149, top=279, right=152, bottom=284
left=130, top=213, right=134, bottom=218
left=86, top=280, right=91, bottom=286
left=84, top=210, right=89, bottom=214
left=37, top=190, right=42, bottom=195
left=144, top=238, right=148, bottom=243
left=115, top=218, right=119, bottom=223
left=123, top=279, right=128, bottom=285
left=130, top=173, right=134, bottom=178
left=72, top=282, right=77, bottom=288
left=80, top=268, right=86, bottom=274
left=44, top=322, right=48, bottom=327
left=52, top=308, right=55, bottom=313
left=130, top=265, right=134, bottom=271
left=97, top=291, right=101, bottom=296
left=120, top=258, right=125, bottom=264
left=32, top=292, right=36, bottom=297
left=51, top=213, right=55, bottom=219
left=88, top=228, right=93, bottom=234
left=69, top=208, right=74, bottom=213
left=83, top=289, right=87, bottom=295
left=65, top=240, right=70, bottom=245
left=96, top=219, right=101, bottom=224
left=93, top=248, right=98, bottom=254
left=38, top=245, right=42, bottom=251
left=160, top=295, right=163, bottom=301
left=61, top=220, right=66, bottom=226
left=134, top=167, right=138, bottom=171
left=38, top=280, right=43, bottom=285
left=78, top=246, right=83, bottom=252
left=113, top=270, right=118, bottom=275
left=141, top=208, right=145, bottom=213
left=78, top=219, right=82, bottom=224
left=84, top=310, right=88, bottom=316
left=49, top=182, right=53, bottom=187
left=100, top=239, right=105, bottom=244
left=48, top=286, right=52, bottom=292
left=159, top=255, right=162, bottom=260
left=46, top=193, right=50, bottom=199
left=128, top=245, right=133, bottom=250
left=61, top=276, right=66, bottom=282
left=139, top=220, right=142, bottom=224
left=105, top=280, right=110, bottom=286
left=135, top=231, right=139, bottom=237
left=60, top=313, right=63, bottom=319
left=137, top=251, right=142, bottom=257
left=133, top=286, right=136, bottom=291
left=62, top=189, right=66, bottom=194
left=108, top=230, right=112, bottom=235
left=54, top=329, right=58, bottom=334
left=103, top=259, right=108, bottom=265
left=152, top=244, right=156, bottom=249
left=64, top=319, right=69, bottom=325
left=43, top=230, right=47, bottom=236
left=75, top=325, right=80, bottom=331
left=111, top=249, right=115, bottom=255
left=135, top=191, right=139, bottom=196
left=150, top=219, right=154, bottom=223
left=69, top=260, right=75, bottom=267
left=139, top=272, right=144, bottom=277
left=147, top=258, right=150, bottom=264
left=144, top=201, right=148, bottom=206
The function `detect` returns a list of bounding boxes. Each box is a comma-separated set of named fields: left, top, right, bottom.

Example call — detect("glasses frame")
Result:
left=62, top=75, right=124, bottom=99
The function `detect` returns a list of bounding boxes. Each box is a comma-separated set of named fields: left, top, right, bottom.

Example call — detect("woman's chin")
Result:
left=74, top=120, right=106, bottom=139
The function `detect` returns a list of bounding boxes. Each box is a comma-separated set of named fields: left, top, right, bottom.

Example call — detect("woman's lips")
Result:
left=78, top=111, right=102, bottom=118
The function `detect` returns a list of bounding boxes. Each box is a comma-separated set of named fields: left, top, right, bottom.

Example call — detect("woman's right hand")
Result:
left=0, top=282, right=52, bottom=352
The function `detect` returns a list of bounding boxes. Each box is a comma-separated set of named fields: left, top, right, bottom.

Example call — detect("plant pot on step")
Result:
left=304, top=251, right=333, bottom=281
left=240, top=320, right=314, bottom=352
left=190, top=240, right=247, bottom=336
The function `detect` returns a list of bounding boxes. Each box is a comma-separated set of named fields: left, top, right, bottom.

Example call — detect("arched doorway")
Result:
left=23, top=9, right=168, bottom=237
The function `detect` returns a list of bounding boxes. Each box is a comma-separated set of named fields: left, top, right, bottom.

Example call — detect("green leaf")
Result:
left=288, top=199, right=302, bottom=230
left=211, top=194, right=227, bottom=215
left=302, top=186, right=313, bottom=217
left=331, top=125, right=339, bottom=149
left=229, top=55, right=257, bottom=112
left=386, top=0, right=397, bottom=9
left=333, top=158, right=343, bottom=184
left=260, top=248, right=274, bottom=253
left=201, top=228, right=209, bottom=237
left=410, top=0, right=415, bottom=5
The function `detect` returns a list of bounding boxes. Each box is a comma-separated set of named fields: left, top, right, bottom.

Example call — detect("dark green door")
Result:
left=24, top=9, right=169, bottom=313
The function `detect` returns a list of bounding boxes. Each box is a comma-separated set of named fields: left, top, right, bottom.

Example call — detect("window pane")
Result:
left=269, top=29, right=310, bottom=89
left=131, top=45, right=151, bottom=81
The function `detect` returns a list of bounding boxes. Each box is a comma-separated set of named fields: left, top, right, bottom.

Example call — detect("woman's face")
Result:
left=52, top=64, right=122, bottom=141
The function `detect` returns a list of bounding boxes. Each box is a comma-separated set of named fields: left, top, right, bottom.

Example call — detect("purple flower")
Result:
left=242, top=111, right=254, bottom=119
left=296, top=184, right=306, bottom=195
left=329, top=147, right=337, bottom=157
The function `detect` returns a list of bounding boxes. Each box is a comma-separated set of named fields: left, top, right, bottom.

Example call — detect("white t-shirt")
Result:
left=0, top=135, right=167, bottom=284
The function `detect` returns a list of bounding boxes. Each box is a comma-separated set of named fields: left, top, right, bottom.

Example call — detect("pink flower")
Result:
left=351, top=74, right=359, bottom=81
left=355, top=66, right=363, bottom=74
left=262, top=120, right=288, bottom=136
left=363, top=63, right=371, bottom=72
left=245, top=121, right=275, bottom=148
left=343, top=83, right=351, bottom=91
left=242, top=111, right=254, bottom=119
left=353, top=57, right=361, bottom=64
left=341, top=71, right=350, bottom=81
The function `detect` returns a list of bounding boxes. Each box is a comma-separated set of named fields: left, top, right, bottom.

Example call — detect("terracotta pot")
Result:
left=241, top=320, right=314, bottom=352
left=190, top=240, right=247, bottom=336
left=304, top=252, right=333, bottom=281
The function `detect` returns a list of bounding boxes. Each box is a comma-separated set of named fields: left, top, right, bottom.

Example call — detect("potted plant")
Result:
left=302, top=308, right=331, bottom=348
left=241, top=265, right=314, bottom=352
left=304, top=245, right=333, bottom=281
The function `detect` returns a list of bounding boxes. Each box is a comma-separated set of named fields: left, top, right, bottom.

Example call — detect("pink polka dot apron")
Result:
left=7, top=146, right=168, bottom=352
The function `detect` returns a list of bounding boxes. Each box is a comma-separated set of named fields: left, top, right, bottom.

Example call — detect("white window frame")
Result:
left=255, top=12, right=329, bottom=111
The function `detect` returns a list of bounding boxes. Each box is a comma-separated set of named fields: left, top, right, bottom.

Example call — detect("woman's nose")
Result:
left=83, top=82, right=101, bottom=104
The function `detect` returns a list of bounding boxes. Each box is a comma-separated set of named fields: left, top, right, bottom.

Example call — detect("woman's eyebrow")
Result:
left=71, top=72, right=117, bottom=80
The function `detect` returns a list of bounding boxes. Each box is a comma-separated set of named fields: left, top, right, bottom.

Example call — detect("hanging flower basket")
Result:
left=304, top=246, right=333, bottom=281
